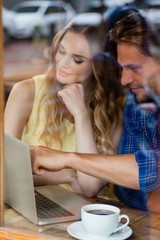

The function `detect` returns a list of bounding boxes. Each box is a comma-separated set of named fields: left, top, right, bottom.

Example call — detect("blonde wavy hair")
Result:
left=41, top=22, right=124, bottom=153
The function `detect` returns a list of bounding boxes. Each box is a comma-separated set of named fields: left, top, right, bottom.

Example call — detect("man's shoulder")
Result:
left=124, top=93, right=157, bottom=121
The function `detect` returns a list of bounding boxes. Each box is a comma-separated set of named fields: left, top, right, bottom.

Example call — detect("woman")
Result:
left=4, top=22, right=124, bottom=197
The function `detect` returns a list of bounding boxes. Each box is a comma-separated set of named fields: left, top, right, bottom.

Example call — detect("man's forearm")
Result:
left=31, top=146, right=139, bottom=190
left=68, top=152, right=140, bottom=190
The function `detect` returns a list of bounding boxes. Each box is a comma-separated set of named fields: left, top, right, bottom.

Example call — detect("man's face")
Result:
left=117, top=43, right=159, bottom=102
left=147, top=69, right=160, bottom=96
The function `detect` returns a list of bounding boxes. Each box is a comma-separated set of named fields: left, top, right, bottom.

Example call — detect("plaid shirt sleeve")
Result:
left=117, top=93, right=160, bottom=210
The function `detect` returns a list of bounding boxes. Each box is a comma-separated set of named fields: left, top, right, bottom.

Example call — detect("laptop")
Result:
left=4, top=133, right=90, bottom=225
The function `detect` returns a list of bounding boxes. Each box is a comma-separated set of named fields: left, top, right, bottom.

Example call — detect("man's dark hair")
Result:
left=109, top=12, right=152, bottom=57
left=105, top=5, right=139, bottom=58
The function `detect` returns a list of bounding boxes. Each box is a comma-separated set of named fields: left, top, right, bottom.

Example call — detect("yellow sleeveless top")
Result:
left=21, top=74, right=76, bottom=191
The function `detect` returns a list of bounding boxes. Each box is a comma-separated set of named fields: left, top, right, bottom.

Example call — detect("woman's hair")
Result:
left=41, top=22, right=123, bottom=153
left=91, top=52, right=123, bottom=152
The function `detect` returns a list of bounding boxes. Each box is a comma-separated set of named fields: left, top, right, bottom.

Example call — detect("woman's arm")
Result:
left=75, top=110, right=107, bottom=197
left=58, top=83, right=108, bottom=197
left=5, top=80, right=83, bottom=192
left=33, top=168, right=83, bottom=193
left=75, top=111, right=124, bottom=197
left=4, top=79, right=35, bottom=138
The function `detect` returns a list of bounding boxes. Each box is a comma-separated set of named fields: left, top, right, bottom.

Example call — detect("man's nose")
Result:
left=121, top=68, right=133, bottom=86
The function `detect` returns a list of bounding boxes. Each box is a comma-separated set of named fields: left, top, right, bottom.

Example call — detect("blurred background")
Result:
left=2, top=0, right=160, bottom=102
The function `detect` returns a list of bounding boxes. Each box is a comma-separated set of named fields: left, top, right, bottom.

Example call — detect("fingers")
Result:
left=58, top=84, right=84, bottom=101
left=57, top=89, right=65, bottom=100
left=33, top=167, right=47, bottom=175
left=30, top=146, right=47, bottom=175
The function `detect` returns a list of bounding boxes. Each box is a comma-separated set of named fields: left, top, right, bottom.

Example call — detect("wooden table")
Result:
left=2, top=199, right=160, bottom=240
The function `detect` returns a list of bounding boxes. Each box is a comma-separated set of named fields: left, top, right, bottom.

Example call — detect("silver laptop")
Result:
left=4, top=133, right=89, bottom=225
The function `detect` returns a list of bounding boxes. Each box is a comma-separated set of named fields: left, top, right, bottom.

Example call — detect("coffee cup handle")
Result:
left=114, top=214, right=130, bottom=233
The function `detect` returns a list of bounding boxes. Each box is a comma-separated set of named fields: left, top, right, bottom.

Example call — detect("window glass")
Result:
left=13, top=6, right=39, bottom=13
left=45, top=6, right=65, bottom=14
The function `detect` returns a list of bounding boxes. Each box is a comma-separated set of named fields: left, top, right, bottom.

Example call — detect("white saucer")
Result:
left=67, top=221, right=132, bottom=240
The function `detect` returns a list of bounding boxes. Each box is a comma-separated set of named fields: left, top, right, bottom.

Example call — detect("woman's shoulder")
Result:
left=12, top=74, right=46, bottom=96
left=5, top=78, right=35, bottom=118
left=12, top=78, right=35, bottom=98
left=12, top=78, right=34, bottom=92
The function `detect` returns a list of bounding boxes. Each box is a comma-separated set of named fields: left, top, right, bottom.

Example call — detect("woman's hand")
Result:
left=58, top=83, right=88, bottom=119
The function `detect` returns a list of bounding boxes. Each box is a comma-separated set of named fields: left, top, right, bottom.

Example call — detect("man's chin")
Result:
left=134, top=93, right=151, bottom=104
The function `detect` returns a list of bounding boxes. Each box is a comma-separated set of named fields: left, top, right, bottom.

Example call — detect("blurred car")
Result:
left=87, top=0, right=136, bottom=13
left=71, top=12, right=103, bottom=26
left=2, top=7, right=15, bottom=44
left=8, top=0, right=76, bottom=39
left=140, top=0, right=160, bottom=31
left=72, top=0, right=136, bottom=26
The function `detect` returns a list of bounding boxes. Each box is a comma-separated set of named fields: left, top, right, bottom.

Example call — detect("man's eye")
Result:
left=126, top=66, right=141, bottom=73
left=131, top=66, right=141, bottom=73
left=133, top=69, right=141, bottom=74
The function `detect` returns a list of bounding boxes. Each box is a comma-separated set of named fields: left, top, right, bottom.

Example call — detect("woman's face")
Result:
left=55, top=31, right=93, bottom=85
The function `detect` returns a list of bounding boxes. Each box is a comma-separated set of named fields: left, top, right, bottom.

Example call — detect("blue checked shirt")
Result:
left=117, top=93, right=160, bottom=211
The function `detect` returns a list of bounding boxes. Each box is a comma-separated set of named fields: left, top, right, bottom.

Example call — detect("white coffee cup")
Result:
left=81, top=204, right=129, bottom=239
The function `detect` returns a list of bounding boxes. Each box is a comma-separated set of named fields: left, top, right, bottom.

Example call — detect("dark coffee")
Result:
left=87, top=209, right=115, bottom=215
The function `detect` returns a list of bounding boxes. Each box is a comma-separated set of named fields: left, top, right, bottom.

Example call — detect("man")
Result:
left=31, top=12, right=160, bottom=212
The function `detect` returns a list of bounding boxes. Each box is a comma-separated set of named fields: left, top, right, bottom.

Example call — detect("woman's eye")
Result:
left=74, top=58, right=84, bottom=64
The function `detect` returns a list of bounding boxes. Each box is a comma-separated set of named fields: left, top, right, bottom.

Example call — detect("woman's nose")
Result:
left=58, top=55, right=70, bottom=68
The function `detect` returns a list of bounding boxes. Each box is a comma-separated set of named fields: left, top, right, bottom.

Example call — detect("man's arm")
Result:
left=31, top=146, right=139, bottom=190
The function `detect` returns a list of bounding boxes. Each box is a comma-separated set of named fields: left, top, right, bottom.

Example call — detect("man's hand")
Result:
left=30, top=146, right=67, bottom=175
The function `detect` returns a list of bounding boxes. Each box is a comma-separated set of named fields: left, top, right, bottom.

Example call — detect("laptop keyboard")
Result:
left=35, top=191, right=74, bottom=219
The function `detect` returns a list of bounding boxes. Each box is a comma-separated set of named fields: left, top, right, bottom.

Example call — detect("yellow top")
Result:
left=21, top=74, right=76, bottom=191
